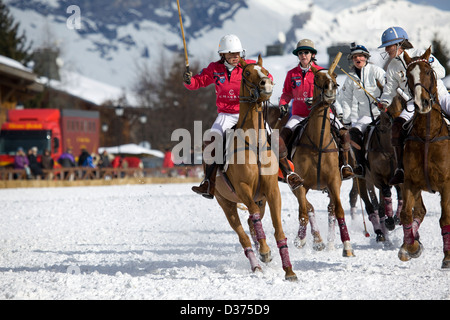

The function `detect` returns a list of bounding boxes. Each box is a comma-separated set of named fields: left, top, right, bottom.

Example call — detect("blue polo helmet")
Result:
left=378, top=27, right=408, bottom=48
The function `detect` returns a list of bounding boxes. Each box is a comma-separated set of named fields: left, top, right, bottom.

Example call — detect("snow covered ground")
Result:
left=0, top=180, right=448, bottom=302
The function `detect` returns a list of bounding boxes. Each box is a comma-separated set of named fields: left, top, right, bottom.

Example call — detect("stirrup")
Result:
left=286, top=172, right=303, bottom=191
left=389, top=168, right=404, bottom=186
left=340, top=164, right=354, bottom=180
left=192, top=179, right=214, bottom=199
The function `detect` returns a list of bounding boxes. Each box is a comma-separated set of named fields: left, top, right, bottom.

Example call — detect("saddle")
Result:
left=217, top=126, right=270, bottom=204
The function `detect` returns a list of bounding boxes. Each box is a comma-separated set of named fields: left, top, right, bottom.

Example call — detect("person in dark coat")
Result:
left=28, top=146, right=44, bottom=179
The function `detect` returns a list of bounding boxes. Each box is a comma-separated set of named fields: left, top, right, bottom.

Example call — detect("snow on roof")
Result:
left=98, top=143, right=164, bottom=158
left=0, top=54, right=32, bottom=72
left=39, top=70, right=138, bottom=107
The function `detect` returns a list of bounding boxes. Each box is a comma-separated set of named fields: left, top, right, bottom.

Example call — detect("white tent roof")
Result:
left=98, top=143, right=164, bottom=158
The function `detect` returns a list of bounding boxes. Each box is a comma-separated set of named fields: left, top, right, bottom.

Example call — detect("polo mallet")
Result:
left=336, top=64, right=379, bottom=103
left=176, top=0, right=189, bottom=73
left=355, top=177, right=370, bottom=237
left=331, top=53, right=369, bottom=237
left=328, top=52, right=342, bottom=75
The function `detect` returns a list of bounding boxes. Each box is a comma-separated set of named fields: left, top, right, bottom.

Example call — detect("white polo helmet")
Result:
left=218, top=34, right=244, bottom=54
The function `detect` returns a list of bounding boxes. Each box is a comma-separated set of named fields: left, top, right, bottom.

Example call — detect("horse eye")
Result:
left=245, top=71, right=250, bottom=76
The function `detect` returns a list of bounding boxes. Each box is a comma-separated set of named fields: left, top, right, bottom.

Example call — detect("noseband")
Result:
left=406, top=59, right=438, bottom=109
left=311, top=69, right=337, bottom=109
left=240, top=64, right=272, bottom=104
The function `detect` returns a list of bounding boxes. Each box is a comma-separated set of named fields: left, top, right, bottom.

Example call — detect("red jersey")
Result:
left=279, top=62, right=324, bottom=117
left=184, top=59, right=257, bottom=114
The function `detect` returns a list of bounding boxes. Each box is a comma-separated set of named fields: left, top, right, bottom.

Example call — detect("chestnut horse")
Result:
left=398, top=48, right=450, bottom=269
left=214, top=55, right=297, bottom=280
left=291, top=67, right=355, bottom=257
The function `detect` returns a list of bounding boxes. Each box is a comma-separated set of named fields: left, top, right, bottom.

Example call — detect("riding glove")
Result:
left=183, top=71, right=193, bottom=85
left=279, top=104, right=289, bottom=118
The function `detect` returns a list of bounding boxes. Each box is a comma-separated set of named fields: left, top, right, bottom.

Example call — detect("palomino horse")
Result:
left=398, top=47, right=450, bottom=269
left=291, top=67, right=355, bottom=257
left=214, top=55, right=297, bottom=280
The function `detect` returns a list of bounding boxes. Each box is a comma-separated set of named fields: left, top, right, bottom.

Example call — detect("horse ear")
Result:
left=239, top=57, right=247, bottom=68
left=422, top=46, right=432, bottom=61
left=257, top=54, right=263, bottom=66
left=403, top=50, right=411, bottom=66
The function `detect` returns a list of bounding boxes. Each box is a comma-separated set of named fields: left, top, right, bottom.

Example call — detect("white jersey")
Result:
left=341, top=63, right=386, bottom=125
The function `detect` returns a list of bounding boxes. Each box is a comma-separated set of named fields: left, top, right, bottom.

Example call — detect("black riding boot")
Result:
left=389, top=117, right=407, bottom=186
left=349, top=127, right=365, bottom=177
left=279, top=127, right=303, bottom=190
left=339, top=128, right=355, bottom=180
left=192, top=163, right=218, bottom=199
left=389, top=146, right=404, bottom=185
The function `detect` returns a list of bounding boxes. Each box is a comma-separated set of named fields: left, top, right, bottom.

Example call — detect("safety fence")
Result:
left=0, top=166, right=203, bottom=182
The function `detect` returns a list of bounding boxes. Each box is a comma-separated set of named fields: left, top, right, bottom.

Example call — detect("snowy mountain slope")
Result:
left=5, top=0, right=450, bottom=106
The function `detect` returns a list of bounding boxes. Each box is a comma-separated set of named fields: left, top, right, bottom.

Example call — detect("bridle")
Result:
left=239, top=63, right=272, bottom=104
left=311, top=69, right=337, bottom=109
left=406, top=59, right=438, bottom=109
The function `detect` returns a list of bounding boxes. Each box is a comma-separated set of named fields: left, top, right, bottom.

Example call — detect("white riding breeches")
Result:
left=285, top=113, right=344, bottom=131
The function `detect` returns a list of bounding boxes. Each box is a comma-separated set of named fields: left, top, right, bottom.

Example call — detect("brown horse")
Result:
left=214, top=55, right=297, bottom=280
left=291, top=67, right=355, bottom=257
left=357, top=96, right=405, bottom=240
left=398, top=47, right=450, bottom=269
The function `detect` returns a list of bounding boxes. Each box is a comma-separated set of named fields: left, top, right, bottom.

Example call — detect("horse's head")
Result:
left=311, top=66, right=338, bottom=105
left=404, top=46, right=438, bottom=114
left=239, top=55, right=273, bottom=103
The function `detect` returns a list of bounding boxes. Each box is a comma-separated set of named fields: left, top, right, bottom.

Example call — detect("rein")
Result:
left=231, top=63, right=273, bottom=200
left=406, top=59, right=438, bottom=110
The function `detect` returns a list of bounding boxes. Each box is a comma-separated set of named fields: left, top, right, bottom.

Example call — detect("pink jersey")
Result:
left=279, top=62, right=324, bottom=117
left=184, top=59, right=257, bottom=114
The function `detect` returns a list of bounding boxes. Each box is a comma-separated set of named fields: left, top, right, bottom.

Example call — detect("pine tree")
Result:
left=0, top=0, right=32, bottom=65
left=432, top=35, right=450, bottom=76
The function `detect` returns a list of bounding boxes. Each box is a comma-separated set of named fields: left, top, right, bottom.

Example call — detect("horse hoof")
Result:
left=342, top=249, right=355, bottom=257
left=294, top=236, right=306, bottom=249
left=313, top=241, right=326, bottom=251
left=260, top=251, right=272, bottom=263
left=409, top=241, right=424, bottom=259
left=442, top=260, right=450, bottom=269
left=385, top=217, right=395, bottom=231
left=252, top=265, right=263, bottom=273
left=375, top=230, right=386, bottom=243
left=285, top=274, right=298, bottom=282
left=398, top=246, right=411, bottom=262
left=342, top=241, right=355, bottom=257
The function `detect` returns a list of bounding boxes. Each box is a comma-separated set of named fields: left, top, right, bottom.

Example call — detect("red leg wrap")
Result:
left=337, top=218, right=350, bottom=242
left=277, top=238, right=292, bottom=269
left=250, top=213, right=266, bottom=240
left=442, top=225, right=450, bottom=252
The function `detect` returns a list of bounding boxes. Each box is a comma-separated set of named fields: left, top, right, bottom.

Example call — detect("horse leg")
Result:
left=398, top=186, right=423, bottom=262
left=394, top=185, right=403, bottom=225
left=293, top=187, right=309, bottom=249
left=247, top=200, right=267, bottom=252
left=381, top=185, right=395, bottom=231
left=307, top=201, right=325, bottom=251
left=235, top=182, right=271, bottom=263
left=265, top=189, right=297, bottom=281
left=357, top=178, right=382, bottom=240
left=326, top=201, right=336, bottom=250
left=349, top=180, right=358, bottom=220
left=215, top=194, right=261, bottom=272
left=329, top=186, right=354, bottom=257
left=440, top=187, right=450, bottom=269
